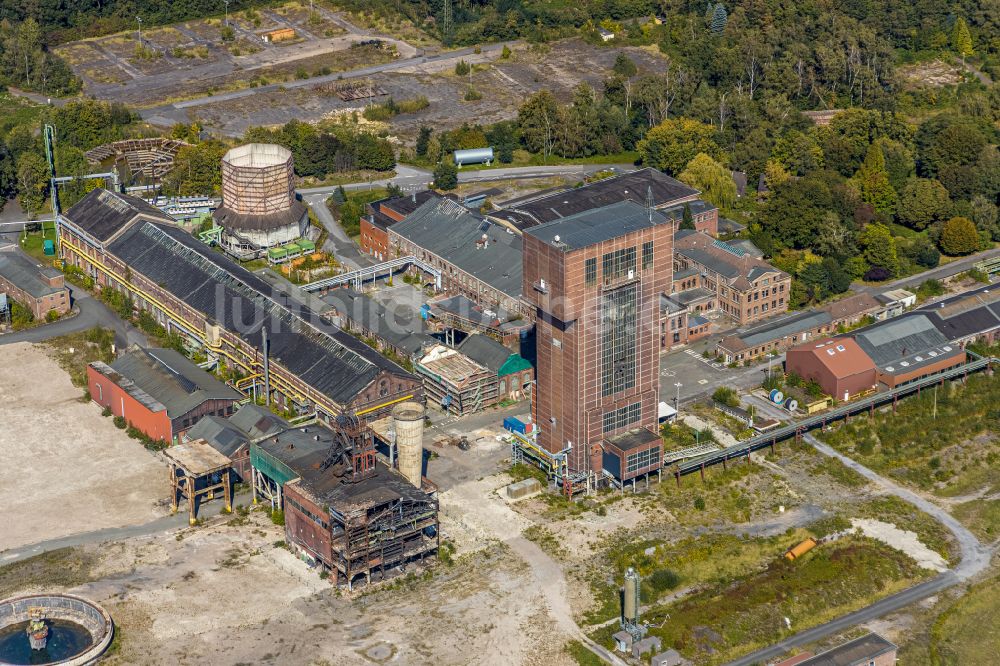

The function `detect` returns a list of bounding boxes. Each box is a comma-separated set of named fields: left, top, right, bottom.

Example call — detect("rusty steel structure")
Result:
left=251, top=415, right=439, bottom=588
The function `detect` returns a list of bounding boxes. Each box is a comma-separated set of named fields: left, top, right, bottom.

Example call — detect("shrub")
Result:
left=113, top=416, right=127, bottom=429
left=463, top=87, right=482, bottom=101
left=45, top=309, right=60, bottom=322
left=101, top=406, right=112, bottom=417
left=270, top=509, right=285, bottom=526
left=712, top=386, right=740, bottom=408
left=501, top=45, right=512, bottom=59
left=454, top=59, right=471, bottom=76
left=648, top=568, right=680, bottom=592
left=693, top=496, right=706, bottom=511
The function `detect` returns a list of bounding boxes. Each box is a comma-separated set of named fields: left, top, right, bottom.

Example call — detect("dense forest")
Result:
left=0, top=0, right=997, bottom=306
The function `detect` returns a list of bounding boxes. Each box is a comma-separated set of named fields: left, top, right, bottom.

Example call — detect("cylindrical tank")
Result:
left=393, top=401, right=425, bottom=488
left=220, top=143, right=295, bottom=215
left=623, top=567, right=640, bottom=623
left=769, top=389, right=784, bottom=404
left=784, top=538, right=817, bottom=561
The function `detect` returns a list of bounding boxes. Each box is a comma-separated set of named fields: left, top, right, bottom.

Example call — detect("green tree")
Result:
left=680, top=202, right=695, bottom=230
left=638, top=118, right=724, bottom=175
left=855, top=143, right=897, bottom=215
left=517, top=91, right=559, bottom=158
left=454, top=59, right=471, bottom=76
left=939, top=216, right=979, bottom=256
left=433, top=160, right=458, bottom=190
left=162, top=141, right=228, bottom=195
left=679, top=153, right=737, bottom=208
left=952, top=18, right=973, bottom=63
left=710, top=4, right=728, bottom=34
left=612, top=52, right=637, bottom=78
left=897, top=178, right=951, bottom=230
left=15, top=152, right=48, bottom=214
left=858, top=223, right=898, bottom=277
left=415, top=126, right=432, bottom=157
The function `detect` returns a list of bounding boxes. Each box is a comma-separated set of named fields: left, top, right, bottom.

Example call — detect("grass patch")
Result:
left=565, top=640, right=604, bottom=666
left=43, top=327, right=116, bottom=387
left=508, top=462, right=547, bottom=484
left=929, top=574, right=1000, bottom=664
left=951, top=499, right=1000, bottom=541
left=808, top=456, right=869, bottom=488
left=584, top=526, right=834, bottom=626
left=618, top=538, right=930, bottom=665
left=654, top=457, right=796, bottom=526
left=0, top=547, right=99, bottom=598
left=522, top=525, right=567, bottom=559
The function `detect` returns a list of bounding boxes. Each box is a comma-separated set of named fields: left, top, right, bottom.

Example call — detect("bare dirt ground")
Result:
left=897, top=59, right=964, bottom=88
left=190, top=39, right=669, bottom=137
left=0, top=342, right=167, bottom=552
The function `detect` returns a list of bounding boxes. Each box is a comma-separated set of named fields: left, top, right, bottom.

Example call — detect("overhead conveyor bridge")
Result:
left=674, top=354, right=995, bottom=479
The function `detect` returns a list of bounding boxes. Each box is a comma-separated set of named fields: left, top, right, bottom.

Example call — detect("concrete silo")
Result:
left=392, top=401, right=425, bottom=488
left=211, top=143, right=309, bottom=259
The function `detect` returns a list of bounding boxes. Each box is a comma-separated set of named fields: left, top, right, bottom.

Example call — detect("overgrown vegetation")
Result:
left=819, top=375, right=1000, bottom=495
left=43, top=327, right=116, bottom=387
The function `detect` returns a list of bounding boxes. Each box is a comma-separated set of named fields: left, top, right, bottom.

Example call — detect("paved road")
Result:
left=301, top=192, right=371, bottom=270
left=0, top=288, right=145, bottom=349
left=725, top=434, right=993, bottom=665
left=854, top=247, right=1000, bottom=295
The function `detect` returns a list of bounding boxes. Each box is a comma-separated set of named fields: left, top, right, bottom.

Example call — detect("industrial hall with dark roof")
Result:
left=60, top=188, right=422, bottom=424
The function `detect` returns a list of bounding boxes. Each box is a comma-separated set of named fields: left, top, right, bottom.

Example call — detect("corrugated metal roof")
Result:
left=108, top=346, right=242, bottom=418
left=796, top=633, right=896, bottom=666
left=391, top=198, right=523, bottom=298
left=734, top=310, right=832, bottom=348
left=62, top=188, right=174, bottom=242
left=490, top=167, right=697, bottom=231
left=524, top=200, right=670, bottom=250
left=98, top=206, right=417, bottom=407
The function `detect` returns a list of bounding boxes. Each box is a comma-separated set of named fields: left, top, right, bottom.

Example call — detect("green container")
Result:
left=43, top=239, right=56, bottom=256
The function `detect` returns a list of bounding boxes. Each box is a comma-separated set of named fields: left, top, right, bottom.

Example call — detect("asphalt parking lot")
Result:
left=661, top=341, right=780, bottom=407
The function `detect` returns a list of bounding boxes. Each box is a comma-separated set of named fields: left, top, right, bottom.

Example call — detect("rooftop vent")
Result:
left=900, top=361, right=910, bottom=367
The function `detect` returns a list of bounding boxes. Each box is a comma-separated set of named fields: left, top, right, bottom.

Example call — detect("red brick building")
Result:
left=0, top=248, right=70, bottom=319
left=88, top=346, right=243, bottom=444
left=523, top=200, right=668, bottom=480
left=673, top=229, right=791, bottom=326
left=784, top=338, right=877, bottom=400
left=360, top=191, right=439, bottom=260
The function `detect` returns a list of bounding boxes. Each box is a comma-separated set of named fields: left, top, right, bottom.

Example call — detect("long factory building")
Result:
left=59, top=189, right=422, bottom=422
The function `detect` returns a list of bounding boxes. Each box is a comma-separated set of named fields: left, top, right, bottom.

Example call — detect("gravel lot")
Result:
left=0, top=342, right=168, bottom=552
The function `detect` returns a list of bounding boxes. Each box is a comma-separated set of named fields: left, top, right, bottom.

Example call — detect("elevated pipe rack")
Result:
left=674, top=355, right=993, bottom=478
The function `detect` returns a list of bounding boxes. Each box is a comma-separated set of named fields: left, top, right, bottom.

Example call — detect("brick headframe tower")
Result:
left=522, top=200, right=672, bottom=478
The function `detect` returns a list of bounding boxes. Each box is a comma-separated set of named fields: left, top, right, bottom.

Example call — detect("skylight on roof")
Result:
left=900, top=361, right=910, bottom=367
left=836, top=345, right=845, bottom=351
left=943, top=345, right=953, bottom=351
left=826, top=349, right=835, bottom=355
left=915, top=355, right=924, bottom=361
